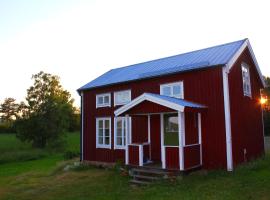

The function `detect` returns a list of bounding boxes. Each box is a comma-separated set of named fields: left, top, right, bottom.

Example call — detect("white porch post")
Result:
left=80, top=92, right=84, bottom=161
left=148, top=114, right=151, bottom=160
left=178, top=111, right=185, bottom=171
left=125, top=114, right=130, bottom=165
left=160, top=113, right=166, bottom=169
left=198, top=113, right=202, bottom=165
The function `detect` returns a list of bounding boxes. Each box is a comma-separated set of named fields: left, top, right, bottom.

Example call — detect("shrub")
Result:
left=0, top=122, right=15, bottom=134
left=63, top=150, right=80, bottom=160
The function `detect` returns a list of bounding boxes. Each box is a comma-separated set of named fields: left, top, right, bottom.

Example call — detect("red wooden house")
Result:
left=78, top=39, right=265, bottom=171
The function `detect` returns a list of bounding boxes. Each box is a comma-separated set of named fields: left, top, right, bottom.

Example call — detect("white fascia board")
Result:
left=246, top=42, right=266, bottom=87
left=114, top=94, right=147, bottom=116
left=146, top=95, right=184, bottom=112
left=114, top=93, right=184, bottom=116
left=227, top=39, right=265, bottom=87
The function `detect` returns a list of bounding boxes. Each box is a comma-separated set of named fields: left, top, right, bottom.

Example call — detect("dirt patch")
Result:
left=0, top=187, right=9, bottom=198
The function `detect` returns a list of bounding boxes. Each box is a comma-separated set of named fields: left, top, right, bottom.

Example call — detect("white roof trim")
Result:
left=227, top=39, right=265, bottom=87
left=114, top=93, right=184, bottom=116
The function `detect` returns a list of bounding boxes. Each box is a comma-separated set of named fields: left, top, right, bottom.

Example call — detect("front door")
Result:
left=150, top=114, right=161, bottom=162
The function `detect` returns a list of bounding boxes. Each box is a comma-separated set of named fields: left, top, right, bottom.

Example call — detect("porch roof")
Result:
left=114, top=93, right=206, bottom=116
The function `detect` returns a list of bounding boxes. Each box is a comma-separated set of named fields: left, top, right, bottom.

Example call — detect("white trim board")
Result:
left=222, top=67, right=233, bottom=171
left=226, top=39, right=265, bottom=87
left=114, top=93, right=185, bottom=116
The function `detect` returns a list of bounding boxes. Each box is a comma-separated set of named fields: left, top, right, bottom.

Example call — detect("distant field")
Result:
left=0, top=133, right=270, bottom=200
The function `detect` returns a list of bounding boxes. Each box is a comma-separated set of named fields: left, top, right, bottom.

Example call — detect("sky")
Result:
left=0, top=0, right=269, bottom=107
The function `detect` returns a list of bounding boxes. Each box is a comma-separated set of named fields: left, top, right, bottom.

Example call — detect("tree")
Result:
left=15, top=71, right=75, bottom=148
left=262, top=76, right=270, bottom=135
left=0, top=98, right=20, bottom=122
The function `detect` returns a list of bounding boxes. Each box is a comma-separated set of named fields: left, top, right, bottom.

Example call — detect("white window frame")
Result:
left=114, top=117, right=131, bottom=149
left=114, top=90, right=131, bottom=106
left=96, top=93, right=111, bottom=108
left=96, top=117, right=111, bottom=149
left=160, top=81, right=184, bottom=99
left=242, top=63, right=252, bottom=98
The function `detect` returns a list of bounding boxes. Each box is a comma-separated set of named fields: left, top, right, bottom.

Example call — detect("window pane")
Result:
left=98, top=120, right=103, bottom=129
left=97, top=96, right=103, bottom=104
left=117, top=119, right=122, bottom=128
left=105, top=129, right=109, bottom=137
left=98, top=137, right=103, bottom=145
left=165, top=115, right=178, bottom=133
left=162, top=86, right=171, bottom=96
left=105, top=120, right=110, bottom=129
left=115, top=91, right=130, bottom=105
left=105, top=137, right=110, bottom=145
left=164, top=114, right=179, bottom=145
left=104, top=95, right=109, bottom=104
left=117, top=128, right=122, bottom=137
left=172, top=85, right=181, bottom=96
left=117, top=137, right=122, bottom=145
left=98, top=128, right=103, bottom=137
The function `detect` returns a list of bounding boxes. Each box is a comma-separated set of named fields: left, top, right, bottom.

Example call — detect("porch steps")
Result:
left=129, top=167, right=171, bottom=185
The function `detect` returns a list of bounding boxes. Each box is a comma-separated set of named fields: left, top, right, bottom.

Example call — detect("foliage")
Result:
left=0, top=132, right=79, bottom=165
left=15, top=71, right=76, bottom=148
left=63, top=150, right=80, bottom=160
left=0, top=122, right=15, bottom=133
left=0, top=98, right=20, bottom=122
left=262, top=77, right=270, bottom=135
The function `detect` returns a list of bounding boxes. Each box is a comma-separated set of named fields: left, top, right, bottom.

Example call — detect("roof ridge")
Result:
left=110, top=38, right=247, bottom=72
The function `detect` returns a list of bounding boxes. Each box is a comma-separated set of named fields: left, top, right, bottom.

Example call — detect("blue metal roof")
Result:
left=79, top=39, right=246, bottom=91
left=146, top=93, right=206, bottom=109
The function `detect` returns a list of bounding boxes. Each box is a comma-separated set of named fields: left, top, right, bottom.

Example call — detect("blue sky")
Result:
left=0, top=0, right=269, bottom=106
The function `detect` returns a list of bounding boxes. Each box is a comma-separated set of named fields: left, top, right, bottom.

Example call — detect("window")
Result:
left=164, top=113, right=179, bottom=146
left=114, top=90, right=131, bottom=106
left=114, top=117, right=127, bottom=149
left=96, top=93, right=111, bottom=108
left=242, top=63, right=252, bottom=97
left=96, top=118, right=111, bottom=148
left=160, top=81, right=183, bottom=98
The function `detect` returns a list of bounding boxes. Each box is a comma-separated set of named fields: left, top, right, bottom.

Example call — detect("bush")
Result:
left=0, top=122, right=15, bottom=134
left=264, top=111, right=270, bottom=136
left=63, top=150, right=80, bottom=160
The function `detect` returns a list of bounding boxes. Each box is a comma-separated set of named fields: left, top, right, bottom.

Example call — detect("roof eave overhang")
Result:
left=226, top=39, right=266, bottom=88
left=114, top=93, right=185, bottom=116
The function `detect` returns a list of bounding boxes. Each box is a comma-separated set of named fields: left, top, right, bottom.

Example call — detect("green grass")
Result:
left=0, top=133, right=270, bottom=200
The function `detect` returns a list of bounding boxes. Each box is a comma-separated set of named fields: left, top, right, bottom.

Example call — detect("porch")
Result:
left=115, top=93, right=206, bottom=171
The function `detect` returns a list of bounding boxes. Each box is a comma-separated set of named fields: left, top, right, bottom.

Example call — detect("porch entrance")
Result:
left=114, top=93, right=206, bottom=171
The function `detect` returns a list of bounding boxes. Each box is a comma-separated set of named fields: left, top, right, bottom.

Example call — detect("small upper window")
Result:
left=242, top=63, right=252, bottom=97
left=160, top=81, right=184, bottom=99
left=114, top=90, right=131, bottom=106
left=96, top=93, right=111, bottom=108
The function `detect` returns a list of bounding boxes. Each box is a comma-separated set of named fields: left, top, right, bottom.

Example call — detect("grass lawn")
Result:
left=0, top=133, right=270, bottom=200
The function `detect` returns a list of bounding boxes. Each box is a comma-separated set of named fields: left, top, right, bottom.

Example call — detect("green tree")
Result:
left=15, top=71, right=75, bottom=148
left=0, top=98, right=20, bottom=122
left=262, top=76, right=270, bottom=135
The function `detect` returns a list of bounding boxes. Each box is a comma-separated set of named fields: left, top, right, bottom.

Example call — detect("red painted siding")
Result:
left=165, top=147, right=179, bottom=170
left=123, top=100, right=174, bottom=115
left=131, top=115, right=148, bottom=143
left=83, top=66, right=227, bottom=169
left=150, top=114, right=161, bottom=162
left=143, top=144, right=150, bottom=161
left=128, top=145, right=139, bottom=165
left=184, top=145, right=201, bottom=169
left=229, top=48, right=264, bottom=167
left=185, top=112, right=199, bottom=145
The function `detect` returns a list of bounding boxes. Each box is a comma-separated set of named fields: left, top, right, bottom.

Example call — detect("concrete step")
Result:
left=131, top=168, right=167, bottom=176
left=133, top=174, right=159, bottom=181
left=129, top=179, right=150, bottom=185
